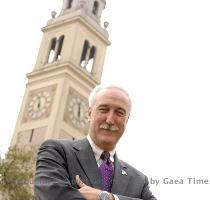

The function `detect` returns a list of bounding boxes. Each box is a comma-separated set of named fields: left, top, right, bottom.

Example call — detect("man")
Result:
left=34, top=85, right=157, bottom=200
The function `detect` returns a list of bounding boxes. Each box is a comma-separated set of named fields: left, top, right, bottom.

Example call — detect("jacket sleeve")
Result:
left=116, top=176, right=157, bottom=200
left=34, top=139, right=85, bottom=200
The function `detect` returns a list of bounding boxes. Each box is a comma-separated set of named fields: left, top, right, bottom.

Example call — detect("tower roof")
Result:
left=46, top=0, right=109, bottom=38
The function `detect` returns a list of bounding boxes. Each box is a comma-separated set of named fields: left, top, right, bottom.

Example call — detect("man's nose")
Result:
left=105, top=111, right=115, bottom=124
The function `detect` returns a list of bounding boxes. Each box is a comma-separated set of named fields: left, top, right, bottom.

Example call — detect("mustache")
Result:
left=99, top=122, right=119, bottom=131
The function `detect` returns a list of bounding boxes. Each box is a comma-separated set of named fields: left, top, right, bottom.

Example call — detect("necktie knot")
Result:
left=101, top=151, right=110, bottom=161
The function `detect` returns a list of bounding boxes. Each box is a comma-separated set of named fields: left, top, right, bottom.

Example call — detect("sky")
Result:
left=0, top=0, right=210, bottom=199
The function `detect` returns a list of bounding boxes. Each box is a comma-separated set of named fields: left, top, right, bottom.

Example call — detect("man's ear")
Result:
left=88, top=107, right=92, bottom=122
left=126, top=114, right=130, bottom=123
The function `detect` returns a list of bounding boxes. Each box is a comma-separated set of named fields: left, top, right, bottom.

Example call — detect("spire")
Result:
left=47, top=0, right=108, bottom=37
left=60, top=0, right=106, bottom=22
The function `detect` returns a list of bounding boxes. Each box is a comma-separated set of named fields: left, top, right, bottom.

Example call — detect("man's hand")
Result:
left=76, top=175, right=115, bottom=200
left=76, top=175, right=101, bottom=200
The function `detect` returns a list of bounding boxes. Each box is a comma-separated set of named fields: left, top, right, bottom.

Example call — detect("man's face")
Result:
left=88, top=88, right=131, bottom=151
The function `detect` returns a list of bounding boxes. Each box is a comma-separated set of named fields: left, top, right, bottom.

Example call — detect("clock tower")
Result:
left=10, top=0, right=110, bottom=146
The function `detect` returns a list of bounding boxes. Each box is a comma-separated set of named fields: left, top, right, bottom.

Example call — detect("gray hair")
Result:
left=88, top=84, right=132, bottom=113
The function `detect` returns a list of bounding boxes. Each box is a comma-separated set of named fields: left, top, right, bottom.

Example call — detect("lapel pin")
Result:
left=121, top=170, right=127, bottom=175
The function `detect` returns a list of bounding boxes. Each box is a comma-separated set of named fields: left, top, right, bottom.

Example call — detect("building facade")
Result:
left=10, top=0, right=110, bottom=146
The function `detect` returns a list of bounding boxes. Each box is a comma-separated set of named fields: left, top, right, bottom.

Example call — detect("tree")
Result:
left=0, top=146, right=36, bottom=200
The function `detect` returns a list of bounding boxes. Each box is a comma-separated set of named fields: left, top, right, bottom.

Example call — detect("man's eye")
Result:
left=99, top=108, right=108, bottom=112
left=116, top=110, right=126, bottom=117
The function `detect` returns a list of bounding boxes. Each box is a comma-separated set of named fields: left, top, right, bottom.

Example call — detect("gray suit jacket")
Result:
left=34, top=138, right=157, bottom=200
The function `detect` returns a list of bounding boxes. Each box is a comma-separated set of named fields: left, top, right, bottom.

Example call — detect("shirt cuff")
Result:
left=113, top=194, right=119, bottom=200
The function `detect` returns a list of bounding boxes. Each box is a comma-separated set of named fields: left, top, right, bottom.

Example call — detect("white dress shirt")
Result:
left=87, top=135, right=115, bottom=165
left=87, top=135, right=119, bottom=200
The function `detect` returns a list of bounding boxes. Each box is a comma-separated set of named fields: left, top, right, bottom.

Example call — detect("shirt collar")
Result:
left=87, top=135, right=115, bottom=163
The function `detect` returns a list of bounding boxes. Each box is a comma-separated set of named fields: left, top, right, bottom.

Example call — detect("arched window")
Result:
left=66, top=0, right=73, bottom=9
left=80, top=40, right=90, bottom=67
left=80, top=40, right=96, bottom=73
left=92, top=1, right=99, bottom=16
left=55, top=35, right=65, bottom=61
left=86, top=46, right=96, bottom=72
left=89, top=46, right=96, bottom=60
left=47, top=35, right=65, bottom=63
left=47, top=38, right=57, bottom=63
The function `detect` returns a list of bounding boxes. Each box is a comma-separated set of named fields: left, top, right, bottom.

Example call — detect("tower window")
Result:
left=47, top=35, right=65, bottom=63
left=55, top=35, right=65, bottom=61
left=47, top=38, right=57, bottom=63
left=80, top=40, right=90, bottom=67
left=89, top=46, right=96, bottom=60
left=66, top=0, right=73, bottom=9
left=92, top=1, right=99, bottom=16
left=80, top=40, right=96, bottom=73
left=86, top=46, right=96, bottom=72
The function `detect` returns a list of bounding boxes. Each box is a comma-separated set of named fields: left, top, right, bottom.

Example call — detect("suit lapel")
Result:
left=111, top=154, right=131, bottom=195
left=73, top=138, right=103, bottom=189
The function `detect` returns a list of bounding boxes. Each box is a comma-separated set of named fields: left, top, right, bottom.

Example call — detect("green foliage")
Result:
left=0, top=146, right=36, bottom=200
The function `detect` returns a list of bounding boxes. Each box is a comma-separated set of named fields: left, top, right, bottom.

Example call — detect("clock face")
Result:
left=28, top=91, right=52, bottom=119
left=68, top=96, right=88, bottom=129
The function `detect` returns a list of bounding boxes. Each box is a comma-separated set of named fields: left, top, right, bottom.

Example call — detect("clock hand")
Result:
left=37, top=97, right=41, bottom=109
left=78, top=103, right=81, bottom=118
